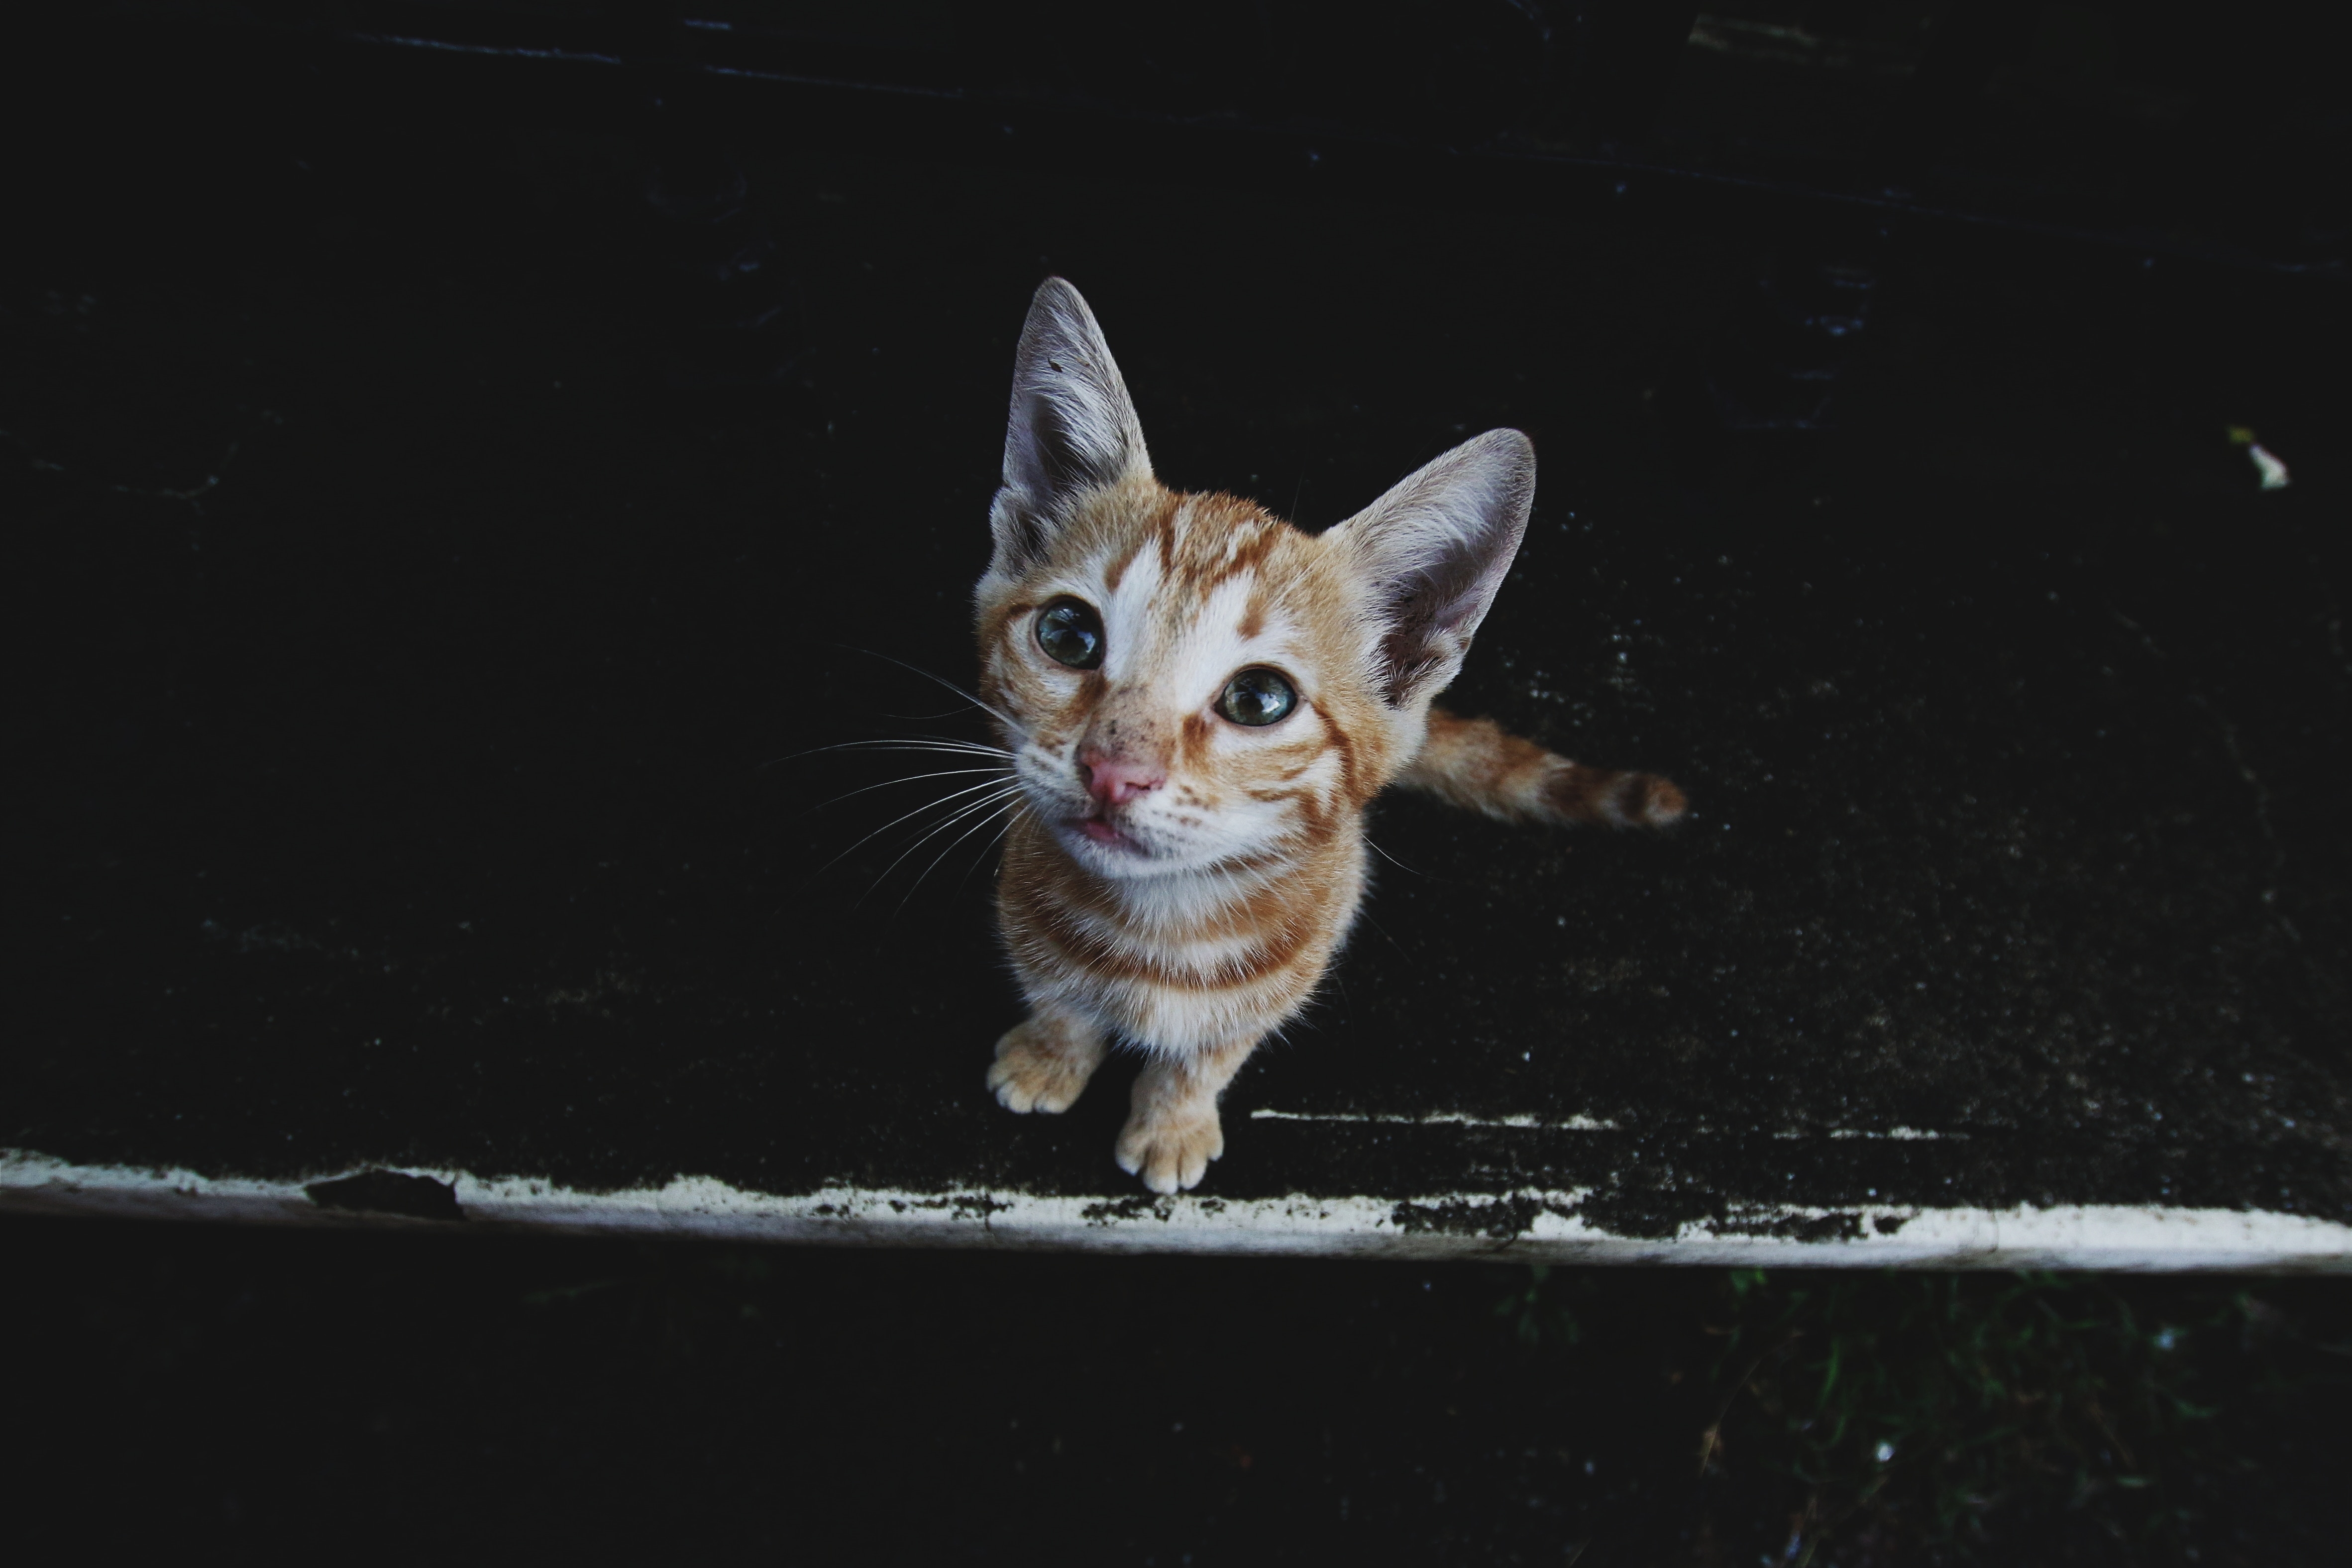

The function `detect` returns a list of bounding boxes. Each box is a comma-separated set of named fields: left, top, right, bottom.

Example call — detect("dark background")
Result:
left=6, top=0, right=2351, bottom=1231
left=6, top=2, right=2351, bottom=1560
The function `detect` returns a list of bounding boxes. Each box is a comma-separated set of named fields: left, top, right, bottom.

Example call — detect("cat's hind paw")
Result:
left=1115, top=1108, right=1225, bottom=1194
left=988, top=1016, right=1103, bottom=1114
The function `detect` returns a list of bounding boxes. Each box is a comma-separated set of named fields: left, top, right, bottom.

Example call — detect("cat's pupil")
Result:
left=1217, top=667, right=1296, bottom=727
left=1035, top=597, right=1104, bottom=669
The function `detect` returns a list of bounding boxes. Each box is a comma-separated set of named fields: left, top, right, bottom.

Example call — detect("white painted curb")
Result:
left=7, top=1150, right=2348, bottom=1271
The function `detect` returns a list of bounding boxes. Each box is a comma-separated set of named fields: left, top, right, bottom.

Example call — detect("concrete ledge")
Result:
left=11, top=1153, right=2348, bottom=1273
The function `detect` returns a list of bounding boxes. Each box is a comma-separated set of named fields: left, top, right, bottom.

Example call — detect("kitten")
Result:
left=976, top=279, right=1685, bottom=1194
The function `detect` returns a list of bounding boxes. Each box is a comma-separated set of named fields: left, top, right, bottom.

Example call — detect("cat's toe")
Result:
left=987, top=1051, right=1073, bottom=1114
left=987, top=1056, right=1040, bottom=1113
left=1115, top=1111, right=1225, bottom=1193
left=988, top=1025, right=1096, bottom=1114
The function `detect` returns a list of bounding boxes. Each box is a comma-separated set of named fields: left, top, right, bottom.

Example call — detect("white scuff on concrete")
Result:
left=2248, top=443, right=2291, bottom=490
left=1248, top=1109, right=1619, bottom=1132
left=5, top=1149, right=2349, bottom=1272
left=1253, top=1111, right=1956, bottom=1140
left=2226, top=424, right=2292, bottom=490
left=1825, top=1127, right=1964, bottom=1141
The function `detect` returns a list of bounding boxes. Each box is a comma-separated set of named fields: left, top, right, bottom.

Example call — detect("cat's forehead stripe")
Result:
left=1098, top=531, right=1167, bottom=685
left=1167, top=494, right=1283, bottom=591
left=1075, top=493, right=1319, bottom=692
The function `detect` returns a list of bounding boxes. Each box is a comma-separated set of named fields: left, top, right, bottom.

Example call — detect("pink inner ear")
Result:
left=994, top=280, right=1152, bottom=573
left=1372, top=549, right=1509, bottom=704
left=1336, top=429, right=1534, bottom=706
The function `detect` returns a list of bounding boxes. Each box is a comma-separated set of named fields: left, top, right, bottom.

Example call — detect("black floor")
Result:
left=7, top=12, right=2352, bottom=1233
left=10, top=1215, right=2348, bottom=1564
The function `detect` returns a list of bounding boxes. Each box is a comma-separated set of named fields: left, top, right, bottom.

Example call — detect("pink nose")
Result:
left=1080, top=753, right=1164, bottom=806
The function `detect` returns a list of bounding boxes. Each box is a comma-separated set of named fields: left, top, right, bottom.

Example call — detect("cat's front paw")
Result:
left=988, top=1017, right=1102, bottom=1114
left=1115, top=1108, right=1225, bottom=1194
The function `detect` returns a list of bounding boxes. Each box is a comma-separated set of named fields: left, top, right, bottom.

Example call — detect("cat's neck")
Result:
left=1008, top=814, right=1363, bottom=934
left=1106, top=838, right=1342, bottom=926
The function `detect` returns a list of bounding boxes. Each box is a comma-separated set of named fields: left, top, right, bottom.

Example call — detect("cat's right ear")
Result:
left=1328, top=429, right=1535, bottom=710
left=990, top=278, right=1153, bottom=573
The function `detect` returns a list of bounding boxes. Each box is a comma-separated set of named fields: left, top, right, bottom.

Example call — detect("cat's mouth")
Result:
left=1068, top=815, right=1148, bottom=855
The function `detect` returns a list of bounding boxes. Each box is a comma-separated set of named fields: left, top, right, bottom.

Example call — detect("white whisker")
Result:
left=811, top=776, right=1025, bottom=882
left=894, top=794, right=1025, bottom=913
left=832, top=643, right=1028, bottom=738
left=803, top=765, right=1011, bottom=818
left=875, top=704, right=979, bottom=722
left=900, top=732, right=1019, bottom=755
left=760, top=737, right=1010, bottom=771
left=859, top=784, right=1026, bottom=907
left=1364, top=836, right=1428, bottom=878
left=953, top=802, right=1028, bottom=896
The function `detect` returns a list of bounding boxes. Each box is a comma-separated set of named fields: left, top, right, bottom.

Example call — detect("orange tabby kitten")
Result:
left=977, top=279, right=1685, bottom=1193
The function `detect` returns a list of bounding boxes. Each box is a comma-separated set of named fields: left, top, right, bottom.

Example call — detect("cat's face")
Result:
left=977, top=480, right=1391, bottom=879
left=975, top=280, right=1534, bottom=883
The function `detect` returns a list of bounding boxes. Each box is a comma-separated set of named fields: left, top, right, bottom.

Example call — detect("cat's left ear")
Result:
left=989, top=278, right=1153, bottom=574
left=1328, top=429, right=1535, bottom=708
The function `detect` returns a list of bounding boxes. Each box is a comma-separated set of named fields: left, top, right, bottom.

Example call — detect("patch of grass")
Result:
left=1494, top=1261, right=1586, bottom=1348
left=1507, top=1266, right=2352, bottom=1565
left=1706, top=1271, right=2232, bottom=1561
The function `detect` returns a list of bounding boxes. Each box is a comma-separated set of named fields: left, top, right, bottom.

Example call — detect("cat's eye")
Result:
left=1035, top=597, right=1105, bottom=670
left=1216, top=667, right=1296, bottom=727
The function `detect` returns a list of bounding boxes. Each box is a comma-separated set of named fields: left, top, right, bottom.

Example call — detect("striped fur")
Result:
left=1398, top=709, right=1688, bottom=828
left=977, top=281, right=1685, bottom=1193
